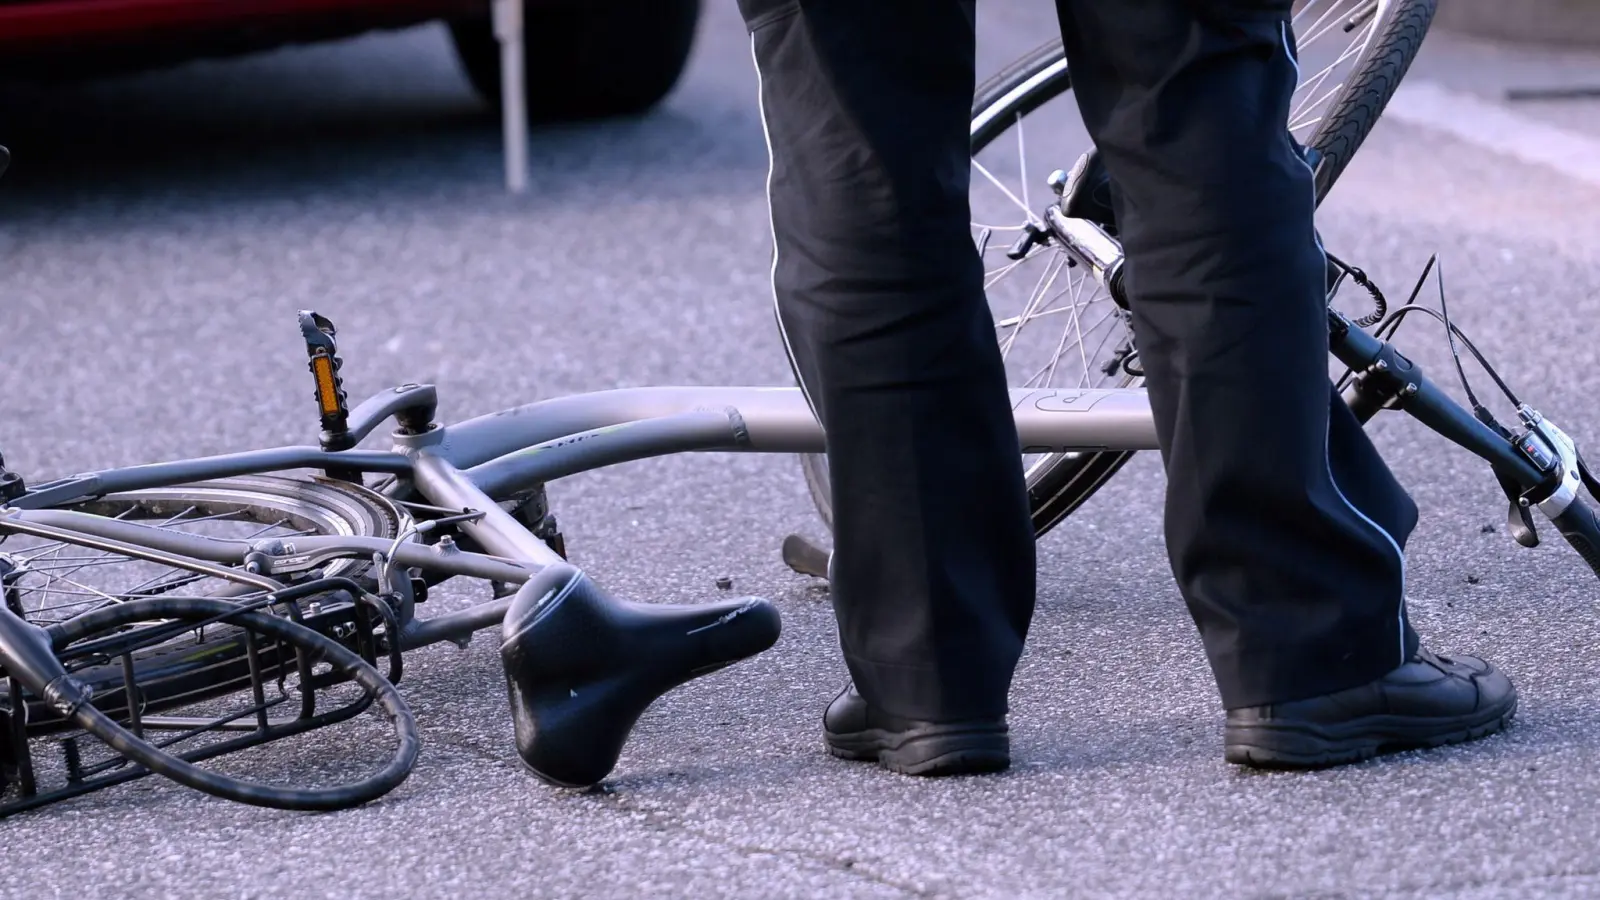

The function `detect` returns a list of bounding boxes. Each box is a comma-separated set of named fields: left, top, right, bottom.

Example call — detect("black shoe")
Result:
left=1224, top=647, right=1517, bottom=769
left=822, top=683, right=1010, bottom=777
left=500, top=562, right=781, bottom=788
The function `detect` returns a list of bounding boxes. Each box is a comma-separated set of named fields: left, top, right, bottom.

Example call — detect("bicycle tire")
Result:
left=798, top=0, right=1437, bottom=538
left=1, top=475, right=401, bottom=735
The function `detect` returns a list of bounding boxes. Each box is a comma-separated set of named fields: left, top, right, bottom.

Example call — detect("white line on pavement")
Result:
left=1385, top=79, right=1600, bottom=189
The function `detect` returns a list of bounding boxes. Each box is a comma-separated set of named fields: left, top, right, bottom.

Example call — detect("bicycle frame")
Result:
left=0, top=340, right=1571, bottom=625
left=0, top=383, right=1160, bottom=647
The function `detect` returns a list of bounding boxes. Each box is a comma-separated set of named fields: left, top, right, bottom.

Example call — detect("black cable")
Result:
left=1434, top=258, right=1514, bottom=425
left=37, top=596, right=418, bottom=812
left=1325, top=251, right=1388, bottom=327
left=1365, top=304, right=1524, bottom=420
left=1335, top=253, right=1440, bottom=392
left=1377, top=253, right=1439, bottom=342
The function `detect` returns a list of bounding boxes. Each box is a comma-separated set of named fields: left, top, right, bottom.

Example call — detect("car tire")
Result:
left=448, top=0, right=700, bottom=121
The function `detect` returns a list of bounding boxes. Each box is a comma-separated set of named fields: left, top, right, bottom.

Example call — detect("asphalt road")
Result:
left=3, top=6, right=1600, bottom=898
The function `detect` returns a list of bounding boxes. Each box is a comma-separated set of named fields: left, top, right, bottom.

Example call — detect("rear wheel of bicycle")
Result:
left=0, top=474, right=401, bottom=732
left=799, top=0, right=1437, bottom=538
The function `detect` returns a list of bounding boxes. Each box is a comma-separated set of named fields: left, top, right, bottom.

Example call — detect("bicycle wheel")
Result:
left=799, top=0, right=1436, bottom=537
left=0, top=474, right=402, bottom=732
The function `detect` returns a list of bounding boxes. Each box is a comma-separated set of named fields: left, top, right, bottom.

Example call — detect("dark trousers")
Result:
left=738, top=0, right=1420, bottom=719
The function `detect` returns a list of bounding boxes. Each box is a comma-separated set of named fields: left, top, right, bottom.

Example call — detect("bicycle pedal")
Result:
left=781, top=533, right=830, bottom=580
left=296, top=311, right=362, bottom=483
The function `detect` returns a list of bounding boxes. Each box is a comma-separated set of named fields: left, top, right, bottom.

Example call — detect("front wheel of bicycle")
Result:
left=799, top=0, right=1438, bottom=538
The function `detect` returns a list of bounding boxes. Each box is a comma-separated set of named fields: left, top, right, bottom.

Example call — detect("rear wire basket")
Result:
left=0, top=578, right=407, bottom=818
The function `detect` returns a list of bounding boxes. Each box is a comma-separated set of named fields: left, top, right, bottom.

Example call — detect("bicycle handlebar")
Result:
left=1330, top=309, right=1600, bottom=582
left=0, top=606, right=82, bottom=714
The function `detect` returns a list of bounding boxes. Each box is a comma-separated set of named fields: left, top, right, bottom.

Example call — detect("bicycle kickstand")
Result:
left=780, top=533, right=831, bottom=581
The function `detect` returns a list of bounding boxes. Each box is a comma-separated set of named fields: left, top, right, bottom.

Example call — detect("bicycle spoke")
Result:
left=1299, top=2, right=1364, bottom=49
left=1000, top=253, right=1070, bottom=359
left=122, top=568, right=208, bottom=598
left=21, top=556, right=138, bottom=572
left=1290, top=115, right=1326, bottom=136
left=38, top=574, right=124, bottom=607
left=1027, top=305, right=1122, bottom=390
left=1037, top=279, right=1087, bottom=388
left=1291, top=0, right=1328, bottom=27
left=1298, top=26, right=1368, bottom=99
left=1067, top=273, right=1096, bottom=386
left=1043, top=272, right=1096, bottom=388
left=985, top=253, right=1034, bottom=288
left=1080, top=310, right=1131, bottom=387
left=995, top=301, right=1090, bottom=330
left=1291, top=33, right=1370, bottom=127
left=1295, top=0, right=1348, bottom=45
left=155, top=505, right=202, bottom=528
left=4, top=499, right=324, bottom=624
left=1016, top=111, right=1031, bottom=215
left=973, top=159, right=1043, bottom=227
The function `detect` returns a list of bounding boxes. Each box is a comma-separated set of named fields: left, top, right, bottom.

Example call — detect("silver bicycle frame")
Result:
left=0, top=378, right=1159, bottom=653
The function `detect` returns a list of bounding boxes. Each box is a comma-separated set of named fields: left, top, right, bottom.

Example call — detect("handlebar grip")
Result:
left=1551, top=498, right=1600, bottom=578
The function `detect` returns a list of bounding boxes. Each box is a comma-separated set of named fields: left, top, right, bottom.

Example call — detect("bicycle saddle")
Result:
left=1058, top=148, right=1117, bottom=232
left=499, top=562, right=782, bottom=788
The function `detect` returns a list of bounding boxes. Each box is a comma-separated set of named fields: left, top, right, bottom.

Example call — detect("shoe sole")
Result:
left=1224, top=696, right=1518, bottom=770
left=825, top=725, right=1010, bottom=777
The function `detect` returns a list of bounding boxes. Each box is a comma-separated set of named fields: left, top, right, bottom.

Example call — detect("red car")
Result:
left=0, top=0, right=701, bottom=120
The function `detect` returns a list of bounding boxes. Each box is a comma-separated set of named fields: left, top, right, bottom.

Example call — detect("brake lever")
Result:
left=1494, top=466, right=1540, bottom=548
left=1578, top=450, right=1600, bottom=502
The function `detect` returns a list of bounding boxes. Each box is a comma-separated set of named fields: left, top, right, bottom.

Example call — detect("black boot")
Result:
left=1224, top=647, right=1517, bottom=769
left=500, top=562, right=782, bottom=788
left=822, top=683, right=1010, bottom=777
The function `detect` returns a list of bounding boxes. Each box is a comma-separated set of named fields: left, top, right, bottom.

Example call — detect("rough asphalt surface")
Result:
left=3, top=5, right=1600, bottom=898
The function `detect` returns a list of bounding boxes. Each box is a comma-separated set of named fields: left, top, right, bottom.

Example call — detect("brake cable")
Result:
left=1363, top=256, right=1524, bottom=435
left=1326, top=251, right=1388, bottom=328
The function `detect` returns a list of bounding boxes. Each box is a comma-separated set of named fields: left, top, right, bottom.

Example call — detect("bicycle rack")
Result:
left=0, top=577, right=405, bottom=818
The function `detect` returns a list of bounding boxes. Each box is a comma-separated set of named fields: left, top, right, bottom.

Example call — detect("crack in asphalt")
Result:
left=590, top=790, right=932, bottom=898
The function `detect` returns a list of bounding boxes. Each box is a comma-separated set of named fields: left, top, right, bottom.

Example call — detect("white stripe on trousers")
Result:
left=1283, top=21, right=1409, bottom=667
left=750, top=34, right=823, bottom=424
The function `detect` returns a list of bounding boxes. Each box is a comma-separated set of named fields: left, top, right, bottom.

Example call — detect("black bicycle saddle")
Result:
left=1058, top=148, right=1117, bottom=232
left=499, top=562, right=782, bottom=788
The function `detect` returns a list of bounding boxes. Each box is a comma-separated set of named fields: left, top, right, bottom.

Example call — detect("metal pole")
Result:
left=492, top=0, right=529, bottom=193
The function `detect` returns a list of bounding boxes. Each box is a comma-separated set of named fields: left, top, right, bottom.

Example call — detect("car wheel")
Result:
left=448, top=0, right=700, bottom=121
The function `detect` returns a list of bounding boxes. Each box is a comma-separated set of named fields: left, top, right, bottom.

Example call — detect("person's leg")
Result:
left=738, top=0, right=1036, bottom=731
left=1052, top=0, right=1514, bottom=766
left=1053, top=0, right=1413, bottom=702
